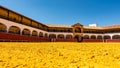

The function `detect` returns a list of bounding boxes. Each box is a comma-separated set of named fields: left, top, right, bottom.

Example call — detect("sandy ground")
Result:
left=0, top=42, right=120, bottom=68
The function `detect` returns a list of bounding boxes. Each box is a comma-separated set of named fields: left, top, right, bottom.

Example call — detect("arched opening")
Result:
left=58, top=34, right=64, bottom=38
left=49, top=34, right=56, bottom=38
left=97, top=35, right=102, bottom=39
left=22, top=28, right=30, bottom=35
left=83, top=35, right=89, bottom=39
left=0, top=23, right=6, bottom=32
left=75, top=28, right=81, bottom=33
left=91, top=35, right=96, bottom=39
left=45, top=33, right=48, bottom=38
left=32, top=30, right=38, bottom=36
left=44, top=33, right=48, bottom=38
left=39, top=32, right=43, bottom=37
left=112, top=35, right=120, bottom=39
left=66, top=35, right=72, bottom=39
left=9, top=26, right=20, bottom=34
left=75, top=35, right=83, bottom=42
left=104, top=35, right=111, bottom=39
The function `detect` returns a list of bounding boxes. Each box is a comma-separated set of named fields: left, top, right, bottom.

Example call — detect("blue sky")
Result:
left=0, top=0, right=120, bottom=26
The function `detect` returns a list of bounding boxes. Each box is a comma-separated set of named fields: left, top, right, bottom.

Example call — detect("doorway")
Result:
left=75, top=35, right=83, bottom=42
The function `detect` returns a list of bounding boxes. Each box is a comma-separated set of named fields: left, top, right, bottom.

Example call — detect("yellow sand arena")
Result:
left=0, top=42, right=120, bottom=68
